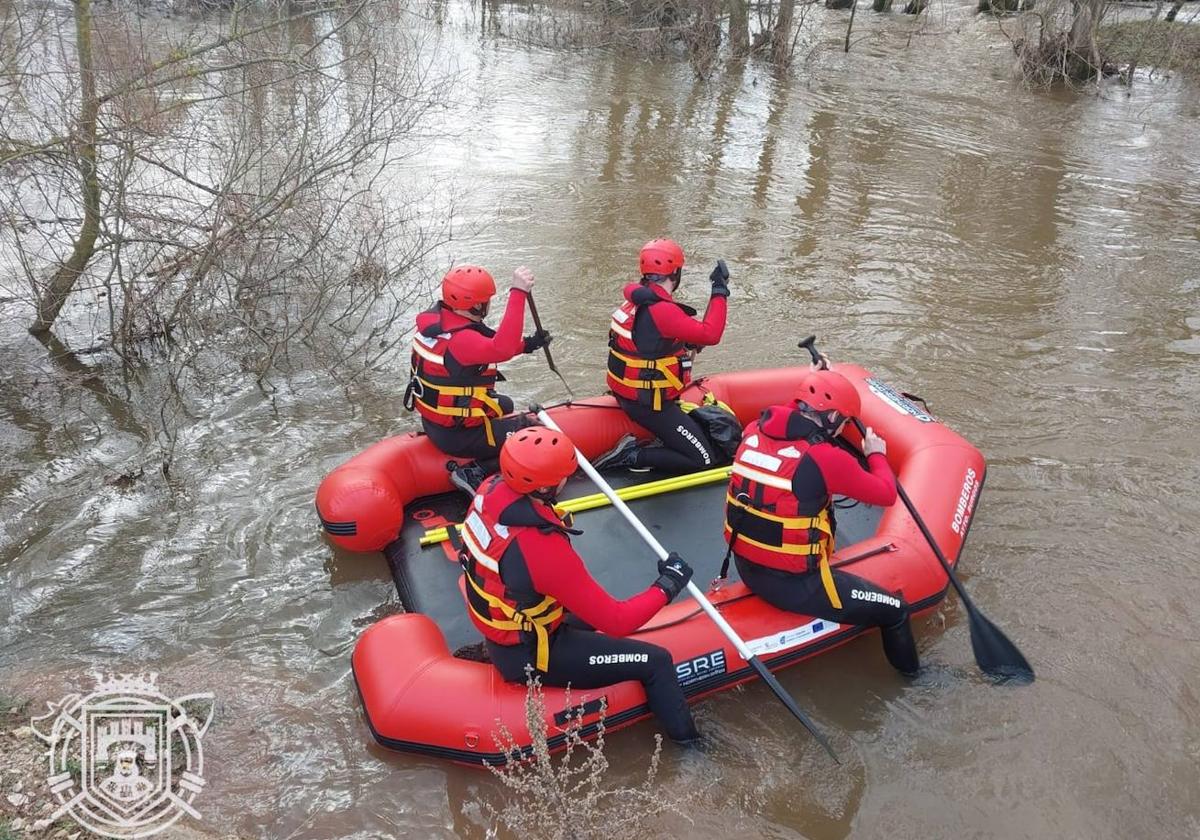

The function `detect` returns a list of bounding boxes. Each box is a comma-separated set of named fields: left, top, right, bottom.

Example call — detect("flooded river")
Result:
left=2, top=0, right=1200, bottom=837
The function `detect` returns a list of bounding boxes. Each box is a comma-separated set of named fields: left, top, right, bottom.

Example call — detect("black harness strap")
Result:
left=719, top=492, right=752, bottom=580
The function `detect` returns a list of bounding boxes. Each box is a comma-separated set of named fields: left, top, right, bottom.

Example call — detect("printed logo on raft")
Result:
left=865, top=378, right=934, bottom=423
left=588, top=653, right=649, bottom=665
left=675, top=649, right=728, bottom=688
left=951, top=467, right=981, bottom=535
left=744, top=618, right=841, bottom=657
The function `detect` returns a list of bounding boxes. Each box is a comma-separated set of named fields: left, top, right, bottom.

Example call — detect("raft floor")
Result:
left=385, top=471, right=884, bottom=653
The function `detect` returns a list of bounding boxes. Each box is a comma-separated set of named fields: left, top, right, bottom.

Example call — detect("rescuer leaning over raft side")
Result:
left=404, top=265, right=552, bottom=497
left=457, top=425, right=702, bottom=744
left=723, top=369, right=921, bottom=676
left=594, top=238, right=730, bottom=474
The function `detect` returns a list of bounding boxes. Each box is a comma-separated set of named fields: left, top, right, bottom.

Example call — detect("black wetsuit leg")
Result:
left=487, top=626, right=699, bottom=742
left=735, top=555, right=919, bottom=674
left=615, top=397, right=715, bottom=472
left=421, top=396, right=532, bottom=464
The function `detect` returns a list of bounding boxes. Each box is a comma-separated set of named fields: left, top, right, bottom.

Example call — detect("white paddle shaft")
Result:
left=536, top=410, right=756, bottom=662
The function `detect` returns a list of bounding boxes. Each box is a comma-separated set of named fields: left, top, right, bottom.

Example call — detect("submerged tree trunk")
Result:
left=1066, top=0, right=1106, bottom=78
left=728, top=0, right=750, bottom=57
left=30, top=0, right=101, bottom=335
left=773, top=0, right=796, bottom=63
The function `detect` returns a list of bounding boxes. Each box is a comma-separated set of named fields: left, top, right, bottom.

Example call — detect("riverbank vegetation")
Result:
left=497, top=0, right=1200, bottom=82
left=472, top=677, right=699, bottom=839
left=1003, top=0, right=1199, bottom=84
left=1100, top=16, right=1200, bottom=75
left=481, top=0, right=827, bottom=74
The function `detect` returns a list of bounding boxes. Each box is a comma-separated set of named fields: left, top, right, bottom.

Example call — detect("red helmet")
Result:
left=796, top=370, right=861, bottom=419
left=639, top=239, right=685, bottom=277
left=500, top=426, right=578, bottom=493
left=441, top=265, right=496, bottom=310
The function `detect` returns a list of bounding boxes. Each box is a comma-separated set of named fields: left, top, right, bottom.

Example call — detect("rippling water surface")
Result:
left=2, top=1, right=1199, bottom=837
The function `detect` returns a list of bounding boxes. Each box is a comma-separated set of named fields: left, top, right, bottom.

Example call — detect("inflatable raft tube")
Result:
left=319, top=365, right=986, bottom=765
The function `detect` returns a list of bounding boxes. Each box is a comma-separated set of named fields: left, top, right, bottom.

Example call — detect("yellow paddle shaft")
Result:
left=418, top=465, right=733, bottom=547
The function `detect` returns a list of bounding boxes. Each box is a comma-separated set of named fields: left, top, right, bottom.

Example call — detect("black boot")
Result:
left=881, top=618, right=920, bottom=677
left=593, top=434, right=641, bottom=471
left=448, top=461, right=490, bottom=498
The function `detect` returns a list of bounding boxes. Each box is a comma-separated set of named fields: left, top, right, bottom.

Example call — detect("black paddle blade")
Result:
left=968, top=608, right=1035, bottom=685
left=797, top=335, right=819, bottom=365
left=748, top=655, right=841, bottom=763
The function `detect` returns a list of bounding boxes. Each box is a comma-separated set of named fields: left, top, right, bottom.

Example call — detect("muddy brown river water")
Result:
left=3, top=1, right=1200, bottom=837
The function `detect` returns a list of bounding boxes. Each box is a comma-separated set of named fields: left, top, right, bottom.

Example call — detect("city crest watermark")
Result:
left=29, top=672, right=214, bottom=839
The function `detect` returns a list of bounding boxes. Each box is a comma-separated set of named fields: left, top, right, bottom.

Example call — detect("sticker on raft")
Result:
left=865, top=378, right=934, bottom=423
left=744, top=619, right=841, bottom=657
left=951, top=467, right=981, bottom=536
left=675, top=649, right=728, bottom=688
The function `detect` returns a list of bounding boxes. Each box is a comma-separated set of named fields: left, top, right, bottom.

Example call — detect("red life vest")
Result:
left=407, top=304, right=506, bottom=446
left=606, top=293, right=693, bottom=410
left=723, top=420, right=842, bottom=608
left=458, top=476, right=567, bottom=671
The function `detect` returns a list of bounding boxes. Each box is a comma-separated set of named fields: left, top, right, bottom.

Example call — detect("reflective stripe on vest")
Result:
left=409, top=313, right=503, bottom=445
left=606, top=299, right=689, bottom=410
left=724, top=426, right=842, bottom=608
left=459, top=477, right=566, bottom=670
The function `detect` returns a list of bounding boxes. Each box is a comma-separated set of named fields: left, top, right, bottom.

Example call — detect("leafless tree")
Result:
left=1, top=0, right=451, bottom=379
left=728, top=0, right=750, bottom=56
left=1000, top=0, right=1122, bottom=83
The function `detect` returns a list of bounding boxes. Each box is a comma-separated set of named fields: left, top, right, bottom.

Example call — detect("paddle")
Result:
left=798, top=335, right=827, bottom=369
left=799, top=338, right=1034, bottom=684
left=536, top=409, right=841, bottom=762
left=526, top=293, right=575, bottom=398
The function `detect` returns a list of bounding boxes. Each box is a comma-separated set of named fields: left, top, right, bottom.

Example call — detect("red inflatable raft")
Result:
left=317, top=365, right=985, bottom=765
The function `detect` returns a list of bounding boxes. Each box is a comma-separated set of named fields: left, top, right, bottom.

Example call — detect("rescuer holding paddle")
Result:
left=722, top=369, right=920, bottom=675
left=594, top=239, right=730, bottom=473
left=457, top=425, right=701, bottom=743
left=404, top=265, right=552, bottom=496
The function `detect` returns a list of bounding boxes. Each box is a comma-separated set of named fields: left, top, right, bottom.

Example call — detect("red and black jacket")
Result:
left=408, top=303, right=506, bottom=444
left=459, top=476, right=571, bottom=670
left=458, top=476, right=671, bottom=670
left=606, top=283, right=727, bottom=410
left=724, top=405, right=897, bottom=606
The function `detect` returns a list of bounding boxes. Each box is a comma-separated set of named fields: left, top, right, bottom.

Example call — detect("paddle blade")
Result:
left=968, top=608, right=1035, bottom=685
left=747, top=655, right=841, bottom=763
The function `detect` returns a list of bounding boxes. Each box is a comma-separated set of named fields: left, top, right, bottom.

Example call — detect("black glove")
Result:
left=653, top=552, right=693, bottom=602
left=522, top=330, right=552, bottom=354
left=709, top=260, right=730, bottom=298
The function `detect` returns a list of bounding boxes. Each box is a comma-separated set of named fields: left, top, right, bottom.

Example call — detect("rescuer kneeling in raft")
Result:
left=594, top=238, right=730, bottom=474
left=404, top=264, right=552, bottom=496
left=457, top=425, right=702, bottom=743
left=723, top=369, right=920, bottom=675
